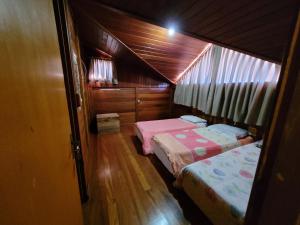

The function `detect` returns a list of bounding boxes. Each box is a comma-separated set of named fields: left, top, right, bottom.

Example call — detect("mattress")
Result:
left=153, top=127, right=247, bottom=176
left=153, top=141, right=174, bottom=174
left=178, top=142, right=261, bottom=225
left=135, top=118, right=199, bottom=155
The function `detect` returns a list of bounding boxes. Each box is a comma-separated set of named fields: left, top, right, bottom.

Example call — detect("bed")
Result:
left=177, top=142, right=261, bottom=225
left=135, top=117, right=206, bottom=155
left=152, top=126, right=253, bottom=176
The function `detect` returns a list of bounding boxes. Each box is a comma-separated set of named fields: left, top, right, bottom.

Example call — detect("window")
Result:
left=174, top=45, right=281, bottom=126
left=88, top=58, right=115, bottom=83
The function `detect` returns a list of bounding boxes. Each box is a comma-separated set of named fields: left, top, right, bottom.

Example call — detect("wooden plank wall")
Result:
left=89, top=53, right=173, bottom=125
left=93, top=88, right=136, bottom=125
left=114, top=60, right=170, bottom=88
left=136, top=88, right=171, bottom=121
left=65, top=2, right=97, bottom=191
left=92, top=87, right=172, bottom=125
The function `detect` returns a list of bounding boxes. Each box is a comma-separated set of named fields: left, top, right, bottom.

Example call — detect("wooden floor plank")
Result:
left=83, top=125, right=212, bottom=225
left=118, top=133, right=151, bottom=191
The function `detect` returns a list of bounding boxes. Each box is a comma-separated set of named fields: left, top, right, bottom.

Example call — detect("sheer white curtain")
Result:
left=174, top=45, right=281, bottom=126
left=88, top=58, right=114, bottom=82
left=174, top=46, right=218, bottom=111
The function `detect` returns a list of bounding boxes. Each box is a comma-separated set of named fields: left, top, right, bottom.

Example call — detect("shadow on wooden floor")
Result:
left=129, top=128, right=212, bottom=225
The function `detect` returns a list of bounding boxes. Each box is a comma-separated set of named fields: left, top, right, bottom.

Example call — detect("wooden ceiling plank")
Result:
left=195, top=0, right=273, bottom=35
left=212, top=6, right=294, bottom=41
left=72, top=0, right=208, bottom=81
left=102, top=25, right=204, bottom=47
left=84, top=0, right=299, bottom=62
left=187, top=0, right=251, bottom=31
left=231, top=31, right=288, bottom=50
left=133, top=49, right=199, bottom=59
left=178, top=0, right=215, bottom=21
left=130, top=44, right=205, bottom=56
left=224, top=16, right=291, bottom=44
left=110, top=31, right=205, bottom=50
left=72, top=0, right=299, bottom=79
left=72, top=3, right=175, bottom=84
left=131, top=44, right=206, bottom=55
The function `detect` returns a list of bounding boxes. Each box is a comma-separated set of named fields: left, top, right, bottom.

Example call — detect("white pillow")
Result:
left=180, top=115, right=207, bottom=123
left=195, top=122, right=207, bottom=127
left=208, top=124, right=248, bottom=139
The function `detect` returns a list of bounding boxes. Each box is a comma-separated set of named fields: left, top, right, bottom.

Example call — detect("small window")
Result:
left=88, top=58, right=115, bottom=85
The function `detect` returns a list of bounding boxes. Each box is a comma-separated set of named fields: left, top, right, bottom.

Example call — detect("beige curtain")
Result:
left=174, top=46, right=218, bottom=111
left=174, top=45, right=281, bottom=126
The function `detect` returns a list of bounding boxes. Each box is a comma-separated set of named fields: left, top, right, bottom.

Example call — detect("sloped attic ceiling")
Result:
left=71, top=0, right=210, bottom=83
left=92, top=0, right=298, bottom=63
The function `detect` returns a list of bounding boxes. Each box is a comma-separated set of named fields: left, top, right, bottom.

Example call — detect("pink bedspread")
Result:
left=153, top=128, right=241, bottom=176
left=135, top=118, right=198, bottom=155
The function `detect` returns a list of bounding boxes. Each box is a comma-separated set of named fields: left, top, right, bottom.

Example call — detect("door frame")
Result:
left=53, top=0, right=88, bottom=203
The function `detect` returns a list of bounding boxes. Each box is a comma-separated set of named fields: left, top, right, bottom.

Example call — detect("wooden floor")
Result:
left=83, top=125, right=212, bottom=225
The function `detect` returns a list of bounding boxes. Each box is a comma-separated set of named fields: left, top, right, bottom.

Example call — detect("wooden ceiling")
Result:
left=71, top=3, right=172, bottom=84
left=73, top=10, right=124, bottom=58
left=92, top=0, right=298, bottom=63
left=71, top=1, right=209, bottom=83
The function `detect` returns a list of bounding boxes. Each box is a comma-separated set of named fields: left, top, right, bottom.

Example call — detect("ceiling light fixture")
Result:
left=168, top=27, right=175, bottom=36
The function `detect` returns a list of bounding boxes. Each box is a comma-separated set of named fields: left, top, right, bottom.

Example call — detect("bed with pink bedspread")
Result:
left=153, top=127, right=253, bottom=176
left=135, top=118, right=200, bottom=155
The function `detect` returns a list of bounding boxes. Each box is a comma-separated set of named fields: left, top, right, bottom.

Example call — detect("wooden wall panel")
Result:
left=113, top=60, right=170, bottom=88
left=136, top=88, right=171, bottom=121
left=95, top=101, right=135, bottom=113
left=92, top=88, right=136, bottom=125
left=81, top=50, right=171, bottom=88
left=92, top=87, right=173, bottom=125
left=89, top=52, right=173, bottom=125
left=93, top=89, right=135, bottom=101
left=65, top=0, right=94, bottom=191
left=172, top=103, right=193, bottom=118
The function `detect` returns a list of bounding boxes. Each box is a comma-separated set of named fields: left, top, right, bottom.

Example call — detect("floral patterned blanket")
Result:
left=153, top=127, right=242, bottom=176
left=178, top=142, right=261, bottom=224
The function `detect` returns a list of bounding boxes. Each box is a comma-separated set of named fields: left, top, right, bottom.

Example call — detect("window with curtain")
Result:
left=174, top=45, right=281, bottom=126
left=88, top=58, right=115, bottom=83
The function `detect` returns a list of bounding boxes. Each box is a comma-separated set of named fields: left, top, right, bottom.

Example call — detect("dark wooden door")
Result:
left=136, top=87, right=171, bottom=121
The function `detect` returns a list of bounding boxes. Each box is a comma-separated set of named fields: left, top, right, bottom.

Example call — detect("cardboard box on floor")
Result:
left=97, top=113, right=120, bottom=133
